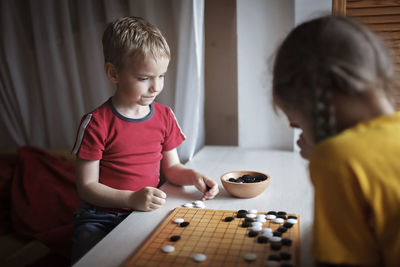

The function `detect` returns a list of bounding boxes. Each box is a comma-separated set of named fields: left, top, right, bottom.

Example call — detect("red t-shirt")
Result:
left=72, top=98, right=186, bottom=191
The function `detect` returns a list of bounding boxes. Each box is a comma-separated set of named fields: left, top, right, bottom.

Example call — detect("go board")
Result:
left=124, top=208, right=300, bottom=267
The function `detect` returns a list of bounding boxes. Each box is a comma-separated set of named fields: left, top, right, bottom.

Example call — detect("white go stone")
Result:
left=193, top=253, right=207, bottom=262
left=244, top=253, right=257, bottom=261
left=173, top=218, right=184, bottom=224
left=261, top=228, right=273, bottom=234
left=256, top=214, right=266, bottom=219
left=287, top=218, right=298, bottom=224
left=273, top=218, right=284, bottom=224
left=251, top=225, right=263, bottom=231
left=256, top=218, right=267, bottom=223
left=262, top=231, right=273, bottom=238
left=246, top=213, right=257, bottom=219
left=251, top=221, right=263, bottom=227
left=194, top=201, right=206, bottom=208
left=266, top=214, right=276, bottom=220
left=162, top=245, right=175, bottom=253
left=183, top=203, right=194, bottom=208
left=248, top=209, right=258, bottom=214
left=270, top=236, right=281, bottom=242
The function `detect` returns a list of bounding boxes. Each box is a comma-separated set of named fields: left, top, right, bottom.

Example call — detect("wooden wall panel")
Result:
left=333, top=0, right=400, bottom=108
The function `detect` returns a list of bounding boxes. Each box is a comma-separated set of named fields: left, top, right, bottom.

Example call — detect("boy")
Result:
left=71, top=16, right=219, bottom=263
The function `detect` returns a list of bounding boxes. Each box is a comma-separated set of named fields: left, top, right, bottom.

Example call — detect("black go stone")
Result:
left=245, top=218, right=254, bottom=223
left=170, top=235, right=181, bottom=242
left=277, top=226, right=288, bottom=233
left=241, top=221, right=251, bottom=228
left=238, top=209, right=247, bottom=214
left=282, top=238, right=292, bottom=246
left=244, top=177, right=255, bottom=183
left=277, top=211, right=287, bottom=216
left=236, top=178, right=244, bottom=183
left=228, top=174, right=266, bottom=184
left=268, top=254, right=281, bottom=261
left=273, top=231, right=282, bottom=237
left=241, top=175, right=253, bottom=183
left=254, top=176, right=266, bottom=182
left=180, top=222, right=190, bottom=227
left=224, top=216, right=235, bottom=222
left=277, top=214, right=287, bottom=220
left=280, top=251, right=292, bottom=260
left=267, top=211, right=277, bottom=215
left=248, top=230, right=259, bottom=237
left=237, top=213, right=246, bottom=218
left=288, top=215, right=298, bottom=220
left=283, top=222, right=294, bottom=228
left=257, top=236, right=268, bottom=243
left=270, top=241, right=282, bottom=250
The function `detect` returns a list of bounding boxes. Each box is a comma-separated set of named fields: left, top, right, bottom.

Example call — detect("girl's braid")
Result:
left=313, top=87, right=336, bottom=142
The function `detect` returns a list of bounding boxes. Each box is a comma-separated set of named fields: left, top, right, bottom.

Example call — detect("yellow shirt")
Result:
left=309, top=112, right=400, bottom=266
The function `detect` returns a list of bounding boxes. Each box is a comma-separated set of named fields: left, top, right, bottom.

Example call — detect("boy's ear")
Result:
left=104, top=62, right=119, bottom=84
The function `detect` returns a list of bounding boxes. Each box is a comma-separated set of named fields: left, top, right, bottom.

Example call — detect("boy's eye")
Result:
left=137, top=77, right=148, bottom=81
left=159, top=74, right=165, bottom=78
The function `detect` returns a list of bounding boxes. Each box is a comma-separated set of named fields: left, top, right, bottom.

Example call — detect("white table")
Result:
left=74, top=146, right=314, bottom=267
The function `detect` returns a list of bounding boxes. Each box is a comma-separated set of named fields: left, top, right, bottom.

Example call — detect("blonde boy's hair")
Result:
left=102, top=16, right=170, bottom=69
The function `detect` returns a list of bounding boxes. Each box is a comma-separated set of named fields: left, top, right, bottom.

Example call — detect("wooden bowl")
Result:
left=220, top=171, right=271, bottom=198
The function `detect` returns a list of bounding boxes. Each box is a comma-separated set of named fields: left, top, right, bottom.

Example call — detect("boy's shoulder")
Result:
left=79, top=99, right=112, bottom=126
left=152, top=101, right=171, bottom=112
left=90, top=100, right=111, bottom=115
left=152, top=102, right=176, bottom=118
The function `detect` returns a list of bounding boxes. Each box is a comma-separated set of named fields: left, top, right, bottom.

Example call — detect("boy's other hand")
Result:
left=129, top=187, right=167, bottom=211
left=192, top=172, right=219, bottom=201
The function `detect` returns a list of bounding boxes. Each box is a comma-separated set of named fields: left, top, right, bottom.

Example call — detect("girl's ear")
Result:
left=104, top=62, right=119, bottom=84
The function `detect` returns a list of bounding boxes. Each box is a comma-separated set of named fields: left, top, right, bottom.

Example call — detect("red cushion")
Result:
left=11, top=146, right=80, bottom=258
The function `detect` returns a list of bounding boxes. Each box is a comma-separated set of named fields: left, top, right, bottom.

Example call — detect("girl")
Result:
left=272, top=16, right=400, bottom=266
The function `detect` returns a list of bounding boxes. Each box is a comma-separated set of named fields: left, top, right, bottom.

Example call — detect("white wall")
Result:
left=237, top=0, right=294, bottom=149
left=236, top=0, right=332, bottom=150
left=295, top=0, right=332, bottom=26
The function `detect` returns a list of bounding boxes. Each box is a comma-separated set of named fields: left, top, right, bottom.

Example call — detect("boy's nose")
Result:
left=150, top=80, right=162, bottom=93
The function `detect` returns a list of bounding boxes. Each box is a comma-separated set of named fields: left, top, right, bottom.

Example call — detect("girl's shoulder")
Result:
left=311, top=111, right=400, bottom=164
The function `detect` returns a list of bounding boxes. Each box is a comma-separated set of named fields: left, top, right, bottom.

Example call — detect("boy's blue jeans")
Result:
left=71, top=203, right=131, bottom=264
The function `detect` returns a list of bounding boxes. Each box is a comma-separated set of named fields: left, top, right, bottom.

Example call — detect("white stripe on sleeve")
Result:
left=169, top=107, right=186, bottom=139
left=72, top=114, right=93, bottom=155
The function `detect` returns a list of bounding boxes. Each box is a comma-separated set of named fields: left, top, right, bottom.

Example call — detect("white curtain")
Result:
left=172, top=0, right=205, bottom=161
left=0, top=0, right=204, bottom=162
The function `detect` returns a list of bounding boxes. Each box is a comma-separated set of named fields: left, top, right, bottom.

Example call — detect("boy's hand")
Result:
left=129, top=187, right=167, bottom=211
left=192, top=172, right=219, bottom=201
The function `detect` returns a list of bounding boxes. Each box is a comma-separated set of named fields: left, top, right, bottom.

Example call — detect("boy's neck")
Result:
left=111, top=94, right=151, bottom=119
